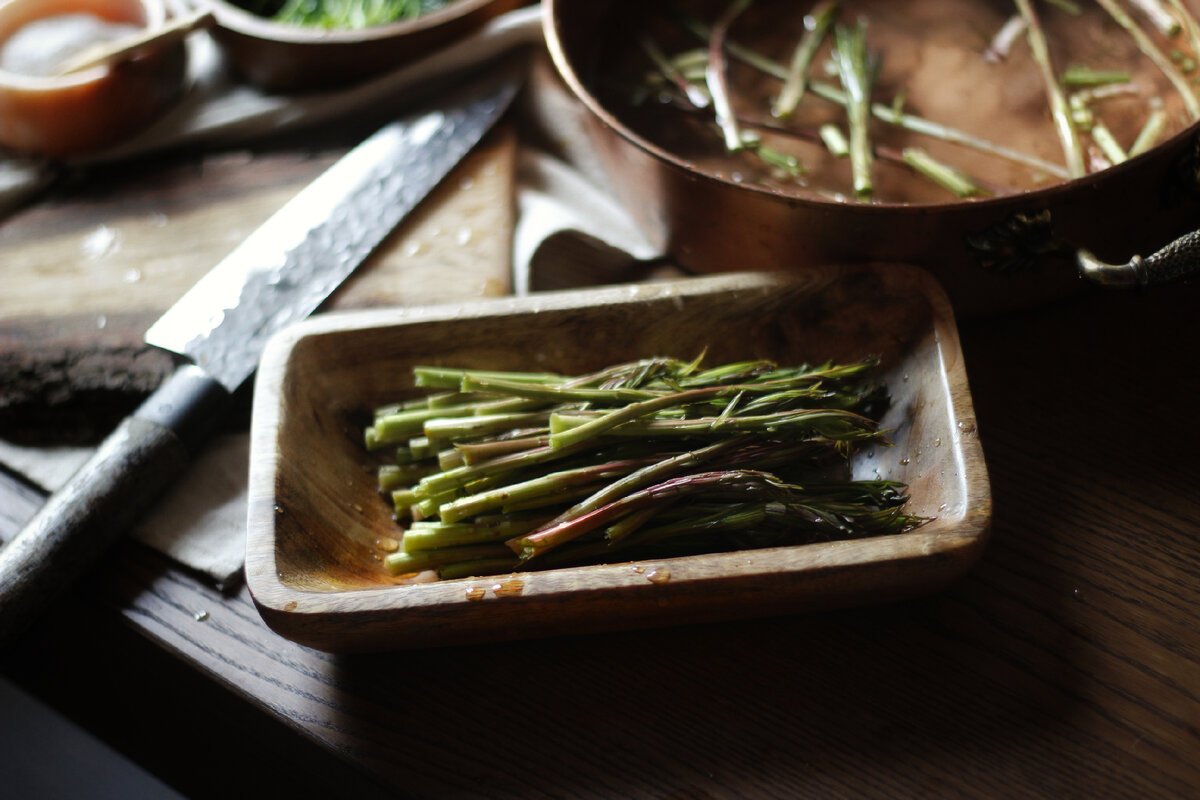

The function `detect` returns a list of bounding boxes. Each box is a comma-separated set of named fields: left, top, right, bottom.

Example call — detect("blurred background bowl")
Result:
left=0, top=0, right=187, bottom=158
left=197, top=0, right=525, bottom=93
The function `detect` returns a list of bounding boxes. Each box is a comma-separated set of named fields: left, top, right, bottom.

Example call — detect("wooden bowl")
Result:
left=246, top=270, right=991, bottom=652
left=195, top=0, right=525, bottom=92
left=543, top=0, right=1200, bottom=317
left=0, top=0, right=187, bottom=158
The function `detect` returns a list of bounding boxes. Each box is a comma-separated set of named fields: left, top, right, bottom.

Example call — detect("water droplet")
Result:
left=934, top=437, right=942, bottom=447
left=492, top=577, right=525, bottom=597
left=466, top=586, right=486, bottom=601
left=647, top=567, right=671, bottom=584
left=900, top=457, right=911, bottom=465
left=96, top=315, right=107, bottom=329
left=194, top=610, right=209, bottom=621
left=404, top=241, right=424, bottom=257
left=376, top=536, right=400, bottom=553
left=631, top=565, right=645, bottom=574
left=455, top=226, right=473, bottom=246
left=82, top=224, right=121, bottom=260
left=122, top=268, right=142, bottom=284
left=458, top=176, right=476, bottom=190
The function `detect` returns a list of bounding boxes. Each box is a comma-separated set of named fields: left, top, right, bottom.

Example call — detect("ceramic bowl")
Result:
left=0, top=0, right=186, bottom=158
left=196, top=0, right=524, bottom=92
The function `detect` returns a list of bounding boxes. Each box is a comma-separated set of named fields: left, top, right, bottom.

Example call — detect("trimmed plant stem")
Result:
left=367, top=357, right=919, bottom=579
left=680, top=14, right=1071, bottom=178
left=773, top=0, right=839, bottom=118
left=1015, top=0, right=1086, bottom=178
left=707, top=0, right=755, bottom=151
left=1094, top=0, right=1200, bottom=119
left=832, top=21, right=875, bottom=197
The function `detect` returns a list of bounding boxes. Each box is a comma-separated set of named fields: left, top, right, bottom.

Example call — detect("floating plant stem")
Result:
left=984, top=14, right=1028, bottom=63
left=772, top=0, right=839, bottom=118
left=1130, top=99, right=1168, bottom=155
left=717, top=106, right=1011, bottom=196
left=1093, top=0, right=1200, bottom=119
left=1045, top=0, right=1083, bottom=13
left=707, top=0, right=755, bottom=151
left=1166, top=0, right=1200, bottom=62
left=1090, top=119, right=1128, bottom=163
left=1015, top=0, right=1086, bottom=177
left=1061, top=65, right=1132, bottom=87
left=901, top=147, right=985, bottom=197
left=1129, top=0, right=1181, bottom=36
left=679, top=13, right=1071, bottom=178
left=641, top=34, right=711, bottom=108
left=820, top=123, right=850, bottom=156
left=832, top=20, right=876, bottom=197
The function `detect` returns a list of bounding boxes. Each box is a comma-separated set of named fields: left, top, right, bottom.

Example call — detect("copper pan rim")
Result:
left=541, top=0, right=1200, bottom=217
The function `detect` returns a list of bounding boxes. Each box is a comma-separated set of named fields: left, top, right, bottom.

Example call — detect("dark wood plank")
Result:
left=4, top=275, right=1197, bottom=798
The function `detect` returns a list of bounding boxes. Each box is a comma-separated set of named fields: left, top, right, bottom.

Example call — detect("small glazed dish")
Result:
left=246, top=270, right=992, bottom=653
left=196, top=0, right=525, bottom=92
left=0, top=0, right=186, bottom=158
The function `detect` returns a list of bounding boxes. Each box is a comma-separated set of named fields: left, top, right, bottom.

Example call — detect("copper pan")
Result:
left=543, top=0, right=1200, bottom=317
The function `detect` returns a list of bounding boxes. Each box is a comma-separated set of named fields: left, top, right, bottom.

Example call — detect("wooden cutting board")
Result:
left=0, top=126, right=516, bottom=445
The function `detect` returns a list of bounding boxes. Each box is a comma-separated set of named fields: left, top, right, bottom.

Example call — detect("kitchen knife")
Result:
left=0, top=63, right=524, bottom=644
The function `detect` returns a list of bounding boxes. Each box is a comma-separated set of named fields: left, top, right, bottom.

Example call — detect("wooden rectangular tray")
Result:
left=246, top=269, right=991, bottom=652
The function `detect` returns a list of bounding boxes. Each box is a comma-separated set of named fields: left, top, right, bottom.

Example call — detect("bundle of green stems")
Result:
left=364, top=357, right=923, bottom=580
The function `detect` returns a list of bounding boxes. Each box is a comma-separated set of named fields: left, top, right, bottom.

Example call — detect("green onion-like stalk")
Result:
left=679, top=13, right=1072, bottom=179
left=1094, top=0, right=1200, bottom=119
left=1130, top=0, right=1182, bottom=36
left=641, top=34, right=711, bottom=108
left=772, top=0, right=839, bottom=118
left=901, top=148, right=984, bottom=198
left=365, top=357, right=920, bottom=579
left=707, top=0, right=756, bottom=151
left=832, top=21, right=876, bottom=197
left=1015, top=0, right=1086, bottom=178
left=1130, top=99, right=1168, bottom=156
left=1061, top=66, right=1133, bottom=87
left=1089, top=120, right=1128, bottom=164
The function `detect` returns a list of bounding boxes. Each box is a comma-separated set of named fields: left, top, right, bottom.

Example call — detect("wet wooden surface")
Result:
left=1, top=51, right=1199, bottom=794
left=2, top=266, right=1198, bottom=797
left=0, top=124, right=516, bottom=445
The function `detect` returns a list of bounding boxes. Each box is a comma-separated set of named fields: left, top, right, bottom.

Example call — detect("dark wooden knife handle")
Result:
left=0, top=365, right=230, bottom=646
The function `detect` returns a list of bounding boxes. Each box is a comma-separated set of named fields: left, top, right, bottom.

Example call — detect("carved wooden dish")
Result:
left=246, top=270, right=991, bottom=652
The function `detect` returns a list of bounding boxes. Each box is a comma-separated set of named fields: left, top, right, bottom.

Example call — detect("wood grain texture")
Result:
left=0, top=126, right=516, bottom=444
left=1, top=277, right=1198, bottom=799
left=245, top=269, right=989, bottom=651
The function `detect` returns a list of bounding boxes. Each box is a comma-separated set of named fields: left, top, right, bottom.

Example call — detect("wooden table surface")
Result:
left=3, top=133, right=1200, bottom=799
